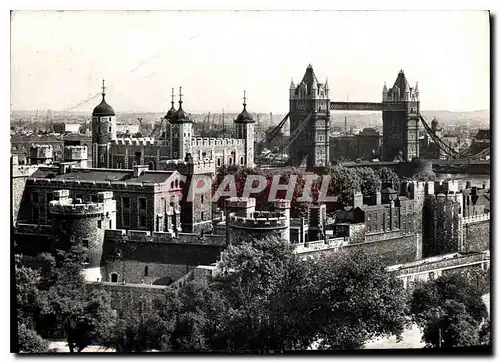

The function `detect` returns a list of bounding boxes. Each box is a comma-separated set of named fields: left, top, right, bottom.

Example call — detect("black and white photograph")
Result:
left=9, top=9, right=491, bottom=354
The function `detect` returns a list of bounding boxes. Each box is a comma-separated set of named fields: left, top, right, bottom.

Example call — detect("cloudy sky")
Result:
left=10, top=10, right=490, bottom=113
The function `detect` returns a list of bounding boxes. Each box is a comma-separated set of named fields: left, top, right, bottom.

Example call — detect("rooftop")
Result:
left=29, top=166, right=176, bottom=184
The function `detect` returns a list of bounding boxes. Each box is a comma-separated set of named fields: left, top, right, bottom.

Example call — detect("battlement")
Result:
left=160, top=158, right=216, bottom=174
left=49, top=190, right=116, bottom=216
left=114, top=137, right=159, bottom=146
left=192, top=137, right=244, bottom=146
left=64, top=145, right=88, bottom=160
left=104, top=229, right=226, bottom=246
left=12, top=163, right=40, bottom=178
left=227, top=211, right=288, bottom=229
left=272, top=199, right=291, bottom=209
left=225, top=197, right=256, bottom=209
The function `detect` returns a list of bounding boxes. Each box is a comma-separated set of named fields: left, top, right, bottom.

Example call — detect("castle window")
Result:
left=240, top=156, right=244, bottom=165
left=97, top=220, right=102, bottom=229
left=98, top=127, right=101, bottom=133
left=111, top=273, right=118, bottom=283
left=109, top=220, right=112, bottom=229
left=139, top=215, right=146, bottom=228
left=60, top=220, right=68, bottom=233
left=229, top=157, right=233, bottom=165
left=82, top=239, right=89, bottom=248
left=174, top=152, right=178, bottom=158
left=139, top=198, right=147, bottom=210
left=109, top=126, right=112, bottom=132
left=122, top=197, right=130, bottom=209
left=201, top=212, right=204, bottom=221
left=100, top=155, right=104, bottom=163
left=201, top=195, right=204, bottom=204
left=217, top=158, right=221, bottom=167
left=175, top=180, right=179, bottom=188
left=144, top=266, right=149, bottom=276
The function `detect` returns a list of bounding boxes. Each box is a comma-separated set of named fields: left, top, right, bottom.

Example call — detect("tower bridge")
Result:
left=259, top=65, right=490, bottom=172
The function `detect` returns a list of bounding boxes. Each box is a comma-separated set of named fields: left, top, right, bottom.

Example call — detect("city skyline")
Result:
left=11, top=10, right=490, bottom=113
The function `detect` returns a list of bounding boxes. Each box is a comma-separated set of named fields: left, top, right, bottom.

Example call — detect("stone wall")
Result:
left=464, top=220, right=490, bottom=252
left=86, top=282, right=167, bottom=315
left=344, top=235, right=420, bottom=265
left=103, top=260, right=195, bottom=285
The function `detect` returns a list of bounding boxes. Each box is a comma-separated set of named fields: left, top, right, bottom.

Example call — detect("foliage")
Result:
left=15, top=244, right=116, bottom=353
left=123, top=236, right=408, bottom=352
left=17, top=323, right=49, bottom=353
left=478, top=319, right=490, bottom=346
left=325, top=166, right=361, bottom=205
left=409, top=273, right=488, bottom=348
left=412, top=170, right=436, bottom=182
left=378, top=167, right=400, bottom=191
left=353, top=167, right=381, bottom=196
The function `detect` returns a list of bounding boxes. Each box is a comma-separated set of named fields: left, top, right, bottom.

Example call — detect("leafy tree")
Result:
left=17, top=323, right=49, bottom=353
left=151, top=236, right=408, bottom=352
left=15, top=255, right=49, bottom=353
left=378, top=167, right=400, bottom=191
left=325, top=166, right=361, bottom=205
left=409, top=273, right=488, bottom=348
left=353, top=167, right=381, bottom=196
left=34, top=245, right=116, bottom=352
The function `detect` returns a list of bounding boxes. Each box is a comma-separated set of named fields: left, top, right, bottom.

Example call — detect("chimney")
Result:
left=133, top=165, right=149, bottom=177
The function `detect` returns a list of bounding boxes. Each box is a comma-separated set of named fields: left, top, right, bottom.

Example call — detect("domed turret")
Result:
left=165, top=88, right=177, bottom=120
left=169, top=86, right=192, bottom=124
left=234, top=91, right=255, bottom=124
left=92, top=80, right=115, bottom=117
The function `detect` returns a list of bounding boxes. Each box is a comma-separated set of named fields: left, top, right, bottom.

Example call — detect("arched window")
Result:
left=175, top=180, right=179, bottom=188
left=240, top=156, right=244, bottom=165
left=111, top=273, right=118, bottom=283
left=148, top=161, right=155, bottom=170
left=229, top=157, right=233, bottom=165
left=144, top=266, right=149, bottom=276
left=217, top=158, right=221, bottom=167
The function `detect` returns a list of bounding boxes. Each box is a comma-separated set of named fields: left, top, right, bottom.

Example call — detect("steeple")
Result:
left=92, top=79, right=115, bottom=117
left=165, top=87, right=177, bottom=119
left=289, top=78, right=295, bottom=90
left=170, top=86, right=191, bottom=123
left=235, top=90, right=255, bottom=124
left=325, top=77, right=329, bottom=91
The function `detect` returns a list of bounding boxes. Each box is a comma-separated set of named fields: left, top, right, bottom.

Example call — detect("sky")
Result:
left=10, top=10, right=490, bottom=113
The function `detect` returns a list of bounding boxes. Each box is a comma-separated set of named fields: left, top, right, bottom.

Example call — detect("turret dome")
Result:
left=234, top=91, right=255, bottom=124
left=169, top=87, right=192, bottom=123
left=92, top=80, right=115, bottom=117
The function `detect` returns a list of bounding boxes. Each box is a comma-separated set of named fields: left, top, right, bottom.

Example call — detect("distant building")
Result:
left=53, top=122, right=81, bottom=134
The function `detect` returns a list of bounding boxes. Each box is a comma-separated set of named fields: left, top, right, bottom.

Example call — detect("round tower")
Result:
left=234, top=90, right=255, bottom=167
left=49, top=189, right=116, bottom=281
left=92, top=80, right=116, bottom=168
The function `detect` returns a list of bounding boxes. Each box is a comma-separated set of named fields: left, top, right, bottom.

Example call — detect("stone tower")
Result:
left=168, top=87, right=193, bottom=160
left=49, top=189, right=116, bottom=281
left=92, top=80, right=117, bottom=168
left=288, top=64, right=330, bottom=168
left=234, top=91, right=255, bottom=168
left=382, top=70, right=420, bottom=162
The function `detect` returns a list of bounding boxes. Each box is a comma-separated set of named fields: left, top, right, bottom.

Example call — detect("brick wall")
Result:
left=344, top=235, right=420, bottom=265
left=103, top=260, right=195, bottom=285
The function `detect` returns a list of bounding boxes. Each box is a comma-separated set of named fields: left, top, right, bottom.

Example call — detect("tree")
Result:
left=35, top=244, right=116, bottom=352
left=412, top=170, right=436, bottom=182
left=325, top=166, right=361, bottom=205
left=15, top=255, right=49, bottom=353
left=353, top=167, right=381, bottom=196
left=409, top=273, right=488, bottom=348
left=378, top=167, right=400, bottom=191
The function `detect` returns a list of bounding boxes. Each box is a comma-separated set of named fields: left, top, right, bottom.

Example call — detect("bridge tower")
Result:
left=289, top=64, right=330, bottom=168
left=382, top=70, right=420, bottom=162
